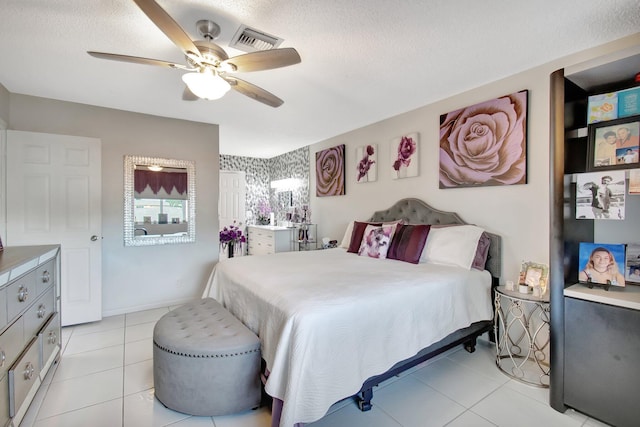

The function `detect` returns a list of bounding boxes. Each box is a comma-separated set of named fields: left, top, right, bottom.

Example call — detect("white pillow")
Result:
left=339, top=221, right=355, bottom=248
left=420, top=225, right=485, bottom=269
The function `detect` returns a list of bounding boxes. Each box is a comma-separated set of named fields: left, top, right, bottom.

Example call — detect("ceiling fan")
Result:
left=88, top=0, right=301, bottom=107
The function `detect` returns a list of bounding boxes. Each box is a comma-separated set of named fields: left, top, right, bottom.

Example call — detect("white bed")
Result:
left=204, top=199, right=501, bottom=427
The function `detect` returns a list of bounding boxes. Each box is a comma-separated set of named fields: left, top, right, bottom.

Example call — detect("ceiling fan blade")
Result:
left=87, top=51, right=187, bottom=69
left=182, top=86, right=199, bottom=101
left=222, top=48, right=301, bottom=73
left=133, top=0, right=201, bottom=59
left=224, top=76, right=284, bottom=108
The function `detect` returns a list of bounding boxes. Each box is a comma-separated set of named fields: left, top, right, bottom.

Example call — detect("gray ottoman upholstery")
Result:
left=153, top=298, right=261, bottom=416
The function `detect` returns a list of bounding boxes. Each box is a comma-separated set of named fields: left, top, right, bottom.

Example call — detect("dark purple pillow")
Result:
left=387, top=224, right=431, bottom=264
left=347, top=221, right=382, bottom=253
left=471, top=232, right=491, bottom=270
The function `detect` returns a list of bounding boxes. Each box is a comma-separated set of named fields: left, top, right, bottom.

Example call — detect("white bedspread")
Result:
left=203, top=248, right=492, bottom=427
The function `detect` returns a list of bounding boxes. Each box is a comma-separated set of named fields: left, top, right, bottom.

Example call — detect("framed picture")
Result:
left=439, top=90, right=528, bottom=188
left=315, top=144, right=345, bottom=197
left=587, top=116, right=640, bottom=171
left=575, top=171, right=626, bottom=220
left=625, top=244, right=640, bottom=285
left=630, top=169, right=640, bottom=195
left=518, top=261, right=549, bottom=295
left=356, top=144, right=377, bottom=183
left=390, top=133, right=419, bottom=179
left=578, top=242, right=626, bottom=287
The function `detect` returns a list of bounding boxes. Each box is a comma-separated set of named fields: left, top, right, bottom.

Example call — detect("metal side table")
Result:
left=494, top=286, right=550, bottom=387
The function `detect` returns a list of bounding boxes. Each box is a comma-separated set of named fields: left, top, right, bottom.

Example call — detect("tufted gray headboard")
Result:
left=368, top=198, right=502, bottom=279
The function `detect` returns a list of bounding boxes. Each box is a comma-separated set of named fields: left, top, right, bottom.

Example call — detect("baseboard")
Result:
left=102, top=296, right=198, bottom=318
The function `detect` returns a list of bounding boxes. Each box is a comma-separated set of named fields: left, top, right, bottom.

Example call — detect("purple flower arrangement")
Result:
left=219, top=221, right=246, bottom=254
left=256, top=200, right=271, bottom=225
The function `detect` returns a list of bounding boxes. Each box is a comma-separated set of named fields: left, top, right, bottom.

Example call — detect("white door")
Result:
left=6, top=131, right=102, bottom=326
left=219, top=171, right=246, bottom=257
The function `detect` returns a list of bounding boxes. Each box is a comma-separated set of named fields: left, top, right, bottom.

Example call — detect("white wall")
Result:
left=309, top=33, right=640, bottom=284
left=6, top=94, right=219, bottom=316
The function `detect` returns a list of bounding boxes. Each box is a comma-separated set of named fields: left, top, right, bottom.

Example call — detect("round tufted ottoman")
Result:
left=153, top=298, right=261, bottom=416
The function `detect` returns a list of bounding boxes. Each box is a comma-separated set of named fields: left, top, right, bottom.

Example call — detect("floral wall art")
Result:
left=439, top=90, right=528, bottom=188
left=316, top=144, right=345, bottom=197
left=391, top=133, right=419, bottom=179
left=356, top=144, right=377, bottom=183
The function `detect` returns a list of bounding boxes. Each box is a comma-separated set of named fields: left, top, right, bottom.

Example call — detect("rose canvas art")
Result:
left=356, top=144, right=377, bottom=183
left=391, top=133, right=419, bottom=179
left=316, top=144, right=345, bottom=197
left=439, top=90, right=528, bottom=188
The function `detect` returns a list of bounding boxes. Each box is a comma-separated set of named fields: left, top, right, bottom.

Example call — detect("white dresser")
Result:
left=247, top=226, right=293, bottom=255
left=0, top=245, right=61, bottom=427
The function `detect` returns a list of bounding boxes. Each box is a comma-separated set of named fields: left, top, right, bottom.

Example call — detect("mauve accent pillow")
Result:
left=388, top=224, right=431, bottom=264
left=347, top=221, right=381, bottom=253
left=471, top=232, right=491, bottom=270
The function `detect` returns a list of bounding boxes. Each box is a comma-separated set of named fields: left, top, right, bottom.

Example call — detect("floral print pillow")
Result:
left=358, top=224, right=397, bottom=259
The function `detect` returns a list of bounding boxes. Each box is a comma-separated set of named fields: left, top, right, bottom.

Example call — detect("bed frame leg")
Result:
left=463, top=337, right=477, bottom=353
left=356, top=388, right=373, bottom=411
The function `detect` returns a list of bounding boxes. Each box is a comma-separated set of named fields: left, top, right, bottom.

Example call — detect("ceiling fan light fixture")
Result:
left=181, top=68, right=230, bottom=100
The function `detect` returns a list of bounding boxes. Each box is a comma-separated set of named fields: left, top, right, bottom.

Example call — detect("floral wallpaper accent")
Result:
left=391, top=133, right=419, bottom=179
left=439, top=90, right=528, bottom=188
left=220, top=145, right=310, bottom=225
left=356, top=144, right=377, bottom=183
left=316, top=144, right=345, bottom=197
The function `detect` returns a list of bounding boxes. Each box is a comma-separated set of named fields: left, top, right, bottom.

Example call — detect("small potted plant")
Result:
left=256, top=200, right=272, bottom=225
left=219, top=221, right=246, bottom=258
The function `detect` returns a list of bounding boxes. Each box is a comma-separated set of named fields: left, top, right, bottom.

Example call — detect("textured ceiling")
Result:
left=1, top=0, right=639, bottom=158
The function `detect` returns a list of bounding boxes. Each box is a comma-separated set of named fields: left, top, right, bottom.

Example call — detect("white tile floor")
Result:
left=18, top=307, right=611, bottom=427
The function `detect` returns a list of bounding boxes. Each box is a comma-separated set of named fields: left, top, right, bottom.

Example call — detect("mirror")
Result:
left=124, top=155, right=196, bottom=246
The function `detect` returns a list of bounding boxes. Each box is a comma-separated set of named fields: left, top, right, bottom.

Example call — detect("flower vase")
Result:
left=396, top=166, right=407, bottom=179
left=228, top=242, right=234, bottom=258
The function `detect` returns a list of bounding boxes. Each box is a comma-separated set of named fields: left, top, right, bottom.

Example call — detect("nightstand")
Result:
left=494, top=285, right=550, bottom=387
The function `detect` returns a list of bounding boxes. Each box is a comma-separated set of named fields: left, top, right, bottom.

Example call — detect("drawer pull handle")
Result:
left=42, top=270, right=51, bottom=283
left=37, top=304, right=47, bottom=318
left=18, top=286, right=29, bottom=302
left=23, top=362, right=35, bottom=380
left=48, top=331, right=58, bottom=345
left=0, top=350, right=5, bottom=367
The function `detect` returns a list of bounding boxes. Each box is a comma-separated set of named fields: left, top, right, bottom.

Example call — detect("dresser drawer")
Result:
left=23, top=288, right=55, bottom=343
left=0, top=374, right=8, bottom=427
left=6, top=273, right=35, bottom=321
left=34, top=259, right=55, bottom=297
left=9, top=337, right=40, bottom=417
left=0, top=319, right=24, bottom=381
left=38, top=312, right=60, bottom=370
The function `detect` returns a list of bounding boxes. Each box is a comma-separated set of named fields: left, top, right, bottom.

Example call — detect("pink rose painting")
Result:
left=439, top=90, right=528, bottom=188
left=391, top=133, right=419, bottom=179
left=356, top=144, right=377, bottom=183
left=316, top=144, right=345, bottom=197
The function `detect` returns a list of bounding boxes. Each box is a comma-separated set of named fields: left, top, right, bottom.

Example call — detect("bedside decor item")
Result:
left=316, top=144, right=345, bottom=197
left=391, top=133, right=419, bottom=179
left=518, top=261, right=549, bottom=297
left=625, top=243, right=640, bottom=284
left=356, top=144, right=377, bottom=183
left=439, top=90, right=528, bottom=189
left=575, top=171, right=626, bottom=220
left=587, top=116, right=639, bottom=170
left=578, top=242, right=626, bottom=289
left=219, top=222, right=246, bottom=258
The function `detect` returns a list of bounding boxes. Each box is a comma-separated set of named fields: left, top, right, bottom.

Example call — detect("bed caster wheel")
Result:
left=357, top=400, right=372, bottom=411
left=464, top=342, right=476, bottom=353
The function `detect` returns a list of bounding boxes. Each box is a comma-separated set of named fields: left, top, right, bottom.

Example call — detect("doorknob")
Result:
left=91, top=235, right=99, bottom=241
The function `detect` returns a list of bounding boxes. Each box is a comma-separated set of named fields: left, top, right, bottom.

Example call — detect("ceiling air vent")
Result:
left=229, top=25, right=283, bottom=52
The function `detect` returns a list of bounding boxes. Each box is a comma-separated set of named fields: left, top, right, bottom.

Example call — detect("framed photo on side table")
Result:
left=587, top=116, right=640, bottom=171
